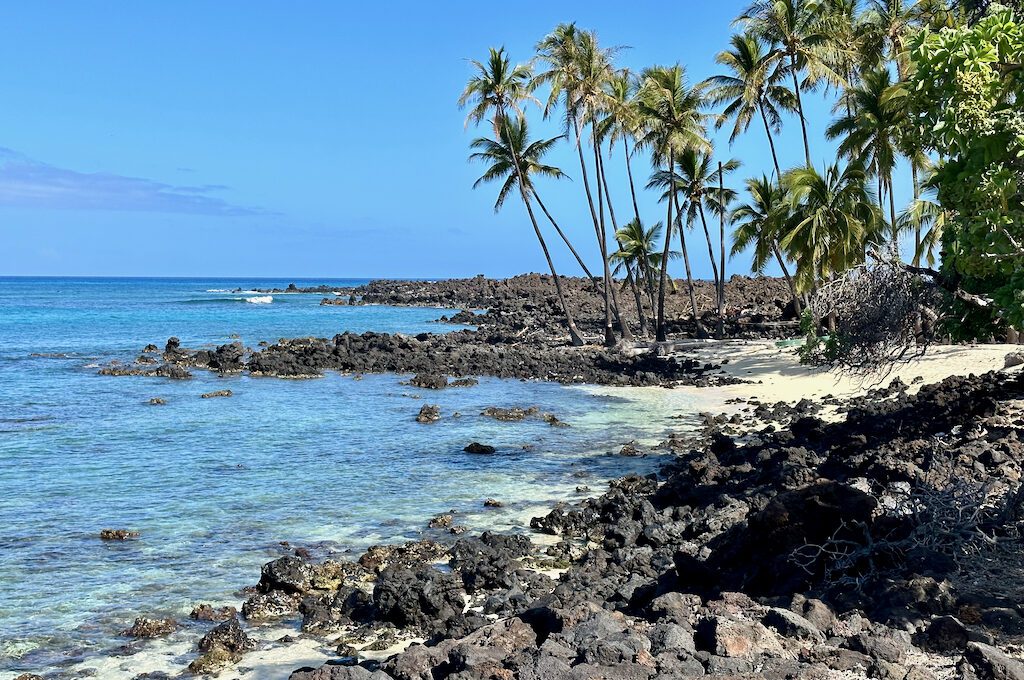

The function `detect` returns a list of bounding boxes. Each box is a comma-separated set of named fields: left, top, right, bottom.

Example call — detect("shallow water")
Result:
left=0, top=278, right=700, bottom=676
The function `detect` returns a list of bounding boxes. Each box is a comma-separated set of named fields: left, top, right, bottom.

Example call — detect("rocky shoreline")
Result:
left=259, top=368, right=1024, bottom=680
left=32, top=365, right=1021, bottom=680
left=97, top=275, right=800, bottom=387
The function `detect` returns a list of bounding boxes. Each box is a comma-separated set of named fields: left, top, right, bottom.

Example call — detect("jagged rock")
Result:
left=1005, top=353, right=1024, bottom=369
left=372, top=566, right=465, bottom=633
left=120, top=617, right=177, bottom=638
left=762, top=607, right=824, bottom=642
left=923, top=615, right=969, bottom=652
left=148, top=397, right=166, bottom=405
left=464, top=442, right=495, bottom=455
left=416, top=404, right=440, bottom=423
left=190, top=604, right=237, bottom=622
left=963, top=641, right=1024, bottom=680
left=408, top=374, right=448, bottom=389
left=189, top=618, right=255, bottom=673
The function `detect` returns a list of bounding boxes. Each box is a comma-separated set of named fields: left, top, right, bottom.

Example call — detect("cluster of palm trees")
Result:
left=460, top=0, right=959, bottom=346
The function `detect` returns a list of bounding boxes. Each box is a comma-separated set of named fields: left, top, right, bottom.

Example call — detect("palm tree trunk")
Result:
left=532, top=188, right=596, bottom=280
left=672, top=189, right=705, bottom=337
left=598, top=147, right=642, bottom=338
left=911, top=162, right=921, bottom=267
left=758, top=102, right=783, bottom=180
left=573, top=117, right=615, bottom=345
left=696, top=203, right=722, bottom=290
left=772, top=243, right=802, bottom=315
left=623, top=138, right=643, bottom=224
left=498, top=109, right=584, bottom=346
left=592, top=134, right=624, bottom=345
left=717, top=162, right=727, bottom=340
left=790, top=52, right=812, bottom=167
left=522, top=196, right=585, bottom=347
left=656, top=150, right=674, bottom=343
left=887, top=175, right=898, bottom=246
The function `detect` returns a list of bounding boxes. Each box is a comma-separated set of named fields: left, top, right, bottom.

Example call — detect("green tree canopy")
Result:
left=908, top=4, right=1024, bottom=334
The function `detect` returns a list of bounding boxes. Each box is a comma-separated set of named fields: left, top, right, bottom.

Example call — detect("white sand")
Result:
left=579, top=341, right=1022, bottom=425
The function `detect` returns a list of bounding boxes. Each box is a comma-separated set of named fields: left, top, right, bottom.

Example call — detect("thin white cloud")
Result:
left=0, top=148, right=266, bottom=216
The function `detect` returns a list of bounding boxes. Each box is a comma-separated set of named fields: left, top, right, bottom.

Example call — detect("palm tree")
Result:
left=703, top=31, right=798, bottom=178
left=611, top=219, right=672, bottom=322
left=535, top=24, right=628, bottom=345
left=671, top=149, right=740, bottom=299
left=858, top=0, right=925, bottom=80
left=468, top=116, right=594, bottom=281
left=780, top=161, right=884, bottom=294
left=826, top=68, right=902, bottom=240
left=636, top=64, right=712, bottom=340
left=731, top=175, right=802, bottom=312
left=460, top=49, right=585, bottom=346
left=740, top=0, right=844, bottom=166
left=600, top=70, right=645, bottom=226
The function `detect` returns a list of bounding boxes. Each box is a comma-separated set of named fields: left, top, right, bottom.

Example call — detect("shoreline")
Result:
left=11, top=341, right=1024, bottom=679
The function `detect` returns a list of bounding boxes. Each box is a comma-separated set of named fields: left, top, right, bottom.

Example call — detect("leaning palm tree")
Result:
left=703, top=31, right=798, bottom=178
left=780, top=161, right=885, bottom=295
left=636, top=64, right=712, bottom=340
left=731, top=175, right=801, bottom=312
left=739, top=0, right=845, bottom=166
left=535, top=24, right=628, bottom=345
left=460, top=49, right=585, bottom=346
left=826, top=68, right=903, bottom=240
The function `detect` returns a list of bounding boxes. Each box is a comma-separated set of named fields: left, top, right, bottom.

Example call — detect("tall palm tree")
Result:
left=826, top=68, right=902, bottom=239
left=636, top=64, right=712, bottom=340
left=703, top=31, right=798, bottom=178
left=600, top=70, right=645, bottom=226
left=654, top=150, right=740, bottom=301
left=780, top=161, right=884, bottom=294
left=535, top=24, right=628, bottom=345
left=731, top=175, right=801, bottom=311
left=740, top=0, right=844, bottom=166
left=460, top=49, right=585, bottom=346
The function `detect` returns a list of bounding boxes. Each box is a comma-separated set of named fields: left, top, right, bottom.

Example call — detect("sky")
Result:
left=0, top=1, right=911, bottom=279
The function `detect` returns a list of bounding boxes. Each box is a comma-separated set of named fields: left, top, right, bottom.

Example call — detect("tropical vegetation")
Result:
left=459, top=0, right=1024, bottom=349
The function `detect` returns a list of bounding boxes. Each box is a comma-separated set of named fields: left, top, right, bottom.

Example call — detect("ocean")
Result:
left=0, top=277, right=698, bottom=677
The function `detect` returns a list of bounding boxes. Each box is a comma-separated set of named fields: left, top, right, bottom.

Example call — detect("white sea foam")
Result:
left=205, top=288, right=231, bottom=293
left=245, top=295, right=273, bottom=304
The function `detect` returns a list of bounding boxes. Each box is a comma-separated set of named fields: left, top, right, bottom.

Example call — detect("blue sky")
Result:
left=0, top=1, right=904, bottom=279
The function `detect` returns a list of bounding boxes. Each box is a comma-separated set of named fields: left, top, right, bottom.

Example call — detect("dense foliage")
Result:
left=909, top=5, right=1024, bottom=334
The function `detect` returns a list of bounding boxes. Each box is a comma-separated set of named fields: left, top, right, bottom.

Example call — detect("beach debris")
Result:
left=463, top=442, right=495, bottom=455
left=416, top=404, right=441, bottom=423
left=120, top=616, right=177, bottom=638
left=201, top=389, right=233, bottom=399
left=99, top=528, right=140, bottom=540
left=190, top=604, right=237, bottom=622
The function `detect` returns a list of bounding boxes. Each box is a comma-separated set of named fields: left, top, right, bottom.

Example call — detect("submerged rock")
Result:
left=100, top=529, right=140, bottom=540
left=200, top=389, right=233, bottom=399
left=463, top=442, right=495, bottom=455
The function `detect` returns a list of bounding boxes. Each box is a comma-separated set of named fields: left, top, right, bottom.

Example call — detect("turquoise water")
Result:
left=0, top=278, right=681, bottom=675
